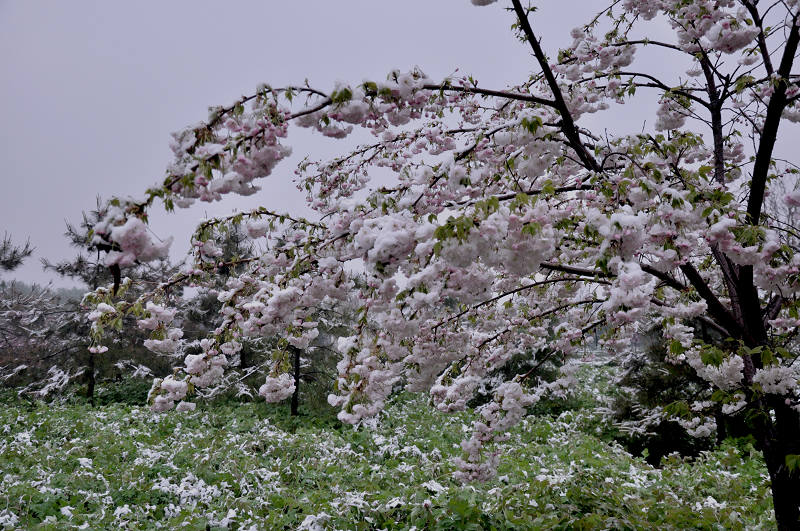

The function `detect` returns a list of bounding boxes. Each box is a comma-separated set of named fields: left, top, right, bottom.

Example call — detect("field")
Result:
left=0, top=367, right=775, bottom=530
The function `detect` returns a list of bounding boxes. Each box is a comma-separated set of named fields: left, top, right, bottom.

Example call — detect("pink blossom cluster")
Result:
left=92, top=208, right=172, bottom=268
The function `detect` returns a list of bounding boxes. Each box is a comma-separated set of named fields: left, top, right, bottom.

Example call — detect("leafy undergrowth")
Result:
left=0, top=382, right=774, bottom=530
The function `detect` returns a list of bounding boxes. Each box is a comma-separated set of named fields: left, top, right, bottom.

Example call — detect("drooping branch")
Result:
left=477, top=298, right=601, bottom=350
left=449, top=184, right=594, bottom=207
left=421, top=83, right=556, bottom=107
left=431, top=275, right=609, bottom=331
left=205, top=85, right=330, bottom=131
left=540, top=262, right=609, bottom=278
left=194, top=208, right=323, bottom=234
left=578, top=71, right=711, bottom=109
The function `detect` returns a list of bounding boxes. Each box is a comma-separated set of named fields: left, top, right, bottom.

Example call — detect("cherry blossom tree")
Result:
left=85, top=0, right=800, bottom=526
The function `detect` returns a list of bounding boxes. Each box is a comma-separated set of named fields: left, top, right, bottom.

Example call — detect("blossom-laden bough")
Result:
left=85, top=0, right=800, bottom=526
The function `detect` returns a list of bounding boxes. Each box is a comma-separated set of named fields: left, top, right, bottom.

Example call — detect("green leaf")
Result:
left=521, top=222, right=541, bottom=236
left=699, top=345, right=724, bottom=367
left=664, top=400, right=691, bottom=419
left=786, top=454, right=800, bottom=472
left=331, top=87, right=353, bottom=104
left=711, top=389, right=729, bottom=403
left=363, top=81, right=378, bottom=94
left=520, top=116, right=542, bottom=134
left=596, top=256, right=610, bottom=276
left=448, top=496, right=472, bottom=518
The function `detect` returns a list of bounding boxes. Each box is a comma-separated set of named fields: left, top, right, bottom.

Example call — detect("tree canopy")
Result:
left=84, top=1, right=800, bottom=526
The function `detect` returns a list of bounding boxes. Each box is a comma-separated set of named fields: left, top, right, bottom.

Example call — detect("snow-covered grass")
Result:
left=0, top=373, right=774, bottom=529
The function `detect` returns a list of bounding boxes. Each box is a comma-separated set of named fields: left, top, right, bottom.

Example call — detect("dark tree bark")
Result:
left=87, top=351, right=96, bottom=407
left=756, top=400, right=800, bottom=530
left=239, top=343, right=249, bottom=369
left=509, top=2, right=800, bottom=527
left=290, top=346, right=301, bottom=416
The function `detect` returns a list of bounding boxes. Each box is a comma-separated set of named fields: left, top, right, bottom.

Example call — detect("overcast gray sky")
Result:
left=5, top=1, right=784, bottom=289
left=2, top=0, right=585, bottom=287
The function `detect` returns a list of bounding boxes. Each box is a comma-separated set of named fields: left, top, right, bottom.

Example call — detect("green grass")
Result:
left=0, top=377, right=775, bottom=529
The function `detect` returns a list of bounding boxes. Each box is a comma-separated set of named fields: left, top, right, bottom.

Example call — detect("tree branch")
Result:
left=741, top=0, right=775, bottom=75
left=421, top=83, right=555, bottom=107
left=679, top=262, right=741, bottom=340
left=510, top=0, right=601, bottom=173
left=432, top=275, right=609, bottom=331
left=747, top=17, right=800, bottom=225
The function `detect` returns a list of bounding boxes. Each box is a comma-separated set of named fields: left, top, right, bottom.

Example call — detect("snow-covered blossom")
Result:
left=259, top=373, right=296, bottom=402
left=105, top=217, right=172, bottom=267
left=753, top=366, right=798, bottom=395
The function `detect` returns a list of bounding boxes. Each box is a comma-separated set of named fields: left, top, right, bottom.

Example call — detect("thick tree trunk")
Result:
left=87, top=351, right=96, bottom=407
left=766, top=462, right=800, bottom=530
left=714, top=409, right=727, bottom=445
left=88, top=270, right=98, bottom=408
left=758, top=402, right=800, bottom=530
left=239, top=344, right=249, bottom=369
left=290, top=346, right=300, bottom=416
